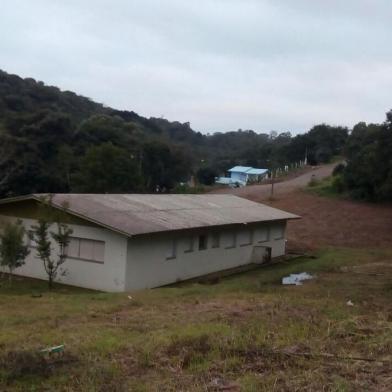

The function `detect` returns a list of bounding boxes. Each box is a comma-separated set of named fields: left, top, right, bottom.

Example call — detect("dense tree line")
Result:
left=335, top=111, right=392, bottom=201
left=0, top=69, right=350, bottom=196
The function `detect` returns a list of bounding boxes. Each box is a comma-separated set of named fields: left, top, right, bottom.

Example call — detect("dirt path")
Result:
left=213, top=163, right=392, bottom=249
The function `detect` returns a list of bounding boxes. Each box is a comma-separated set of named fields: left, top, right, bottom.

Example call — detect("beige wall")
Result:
left=125, top=221, right=286, bottom=291
left=0, top=215, right=128, bottom=292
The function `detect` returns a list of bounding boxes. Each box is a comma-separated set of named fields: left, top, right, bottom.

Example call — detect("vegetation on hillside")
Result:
left=341, top=113, right=392, bottom=201
left=1, top=69, right=391, bottom=201
left=307, top=112, right=392, bottom=202
left=0, top=69, right=349, bottom=196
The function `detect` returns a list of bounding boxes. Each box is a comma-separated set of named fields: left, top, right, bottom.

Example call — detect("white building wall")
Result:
left=230, top=172, right=247, bottom=183
left=125, top=221, right=287, bottom=291
left=0, top=215, right=128, bottom=292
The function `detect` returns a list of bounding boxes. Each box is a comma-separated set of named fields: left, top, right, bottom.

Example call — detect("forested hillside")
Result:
left=335, top=112, right=392, bottom=201
left=0, top=69, right=362, bottom=196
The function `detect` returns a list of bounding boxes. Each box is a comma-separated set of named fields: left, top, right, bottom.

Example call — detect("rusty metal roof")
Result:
left=0, top=194, right=299, bottom=237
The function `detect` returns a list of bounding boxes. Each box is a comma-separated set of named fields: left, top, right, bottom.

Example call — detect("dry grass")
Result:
left=0, top=247, right=392, bottom=391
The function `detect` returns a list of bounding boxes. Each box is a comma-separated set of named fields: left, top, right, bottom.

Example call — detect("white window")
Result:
left=239, top=229, right=253, bottom=247
left=66, top=237, right=105, bottom=263
left=184, top=236, right=194, bottom=253
left=255, top=226, right=270, bottom=243
left=211, top=232, right=220, bottom=248
left=225, top=231, right=236, bottom=249
left=166, top=239, right=177, bottom=260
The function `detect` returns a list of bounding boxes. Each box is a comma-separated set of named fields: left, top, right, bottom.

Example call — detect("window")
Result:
left=184, top=236, right=194, bottom=253
left=198, top=234, right=208, bottom=250
left=211, top=232, right=220, bottom=248
left=239, top=229, right=253, bottom=247
left=166, top=239, right=177, bottom=260
left=225, top=231, right=236, bottom=249
left=274, top=224, right=285, bottom=240
left=255, top=227, right=270, bottom=243
left=66, top=237, right=105, bottom=263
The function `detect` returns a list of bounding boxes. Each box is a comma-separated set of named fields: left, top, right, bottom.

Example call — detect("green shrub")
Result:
left=332, top=163, right=346, bottom=176
left=331, top=175, right=345, bottom=193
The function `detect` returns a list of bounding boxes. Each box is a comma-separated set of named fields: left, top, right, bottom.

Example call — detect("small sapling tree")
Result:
left=30, top=196, right=73, bottom=289
left=0, top=219, right=30, bottom=284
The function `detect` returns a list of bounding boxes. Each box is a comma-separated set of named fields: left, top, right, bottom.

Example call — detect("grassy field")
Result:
left=1, top=248, right=391, bottom=391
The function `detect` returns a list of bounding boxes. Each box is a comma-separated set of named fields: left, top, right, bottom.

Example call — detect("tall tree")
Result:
left=74, top=142, right=143, bottom=193
left=0, top=220, right=30, bottom=284
left=29, top=197, right=73, bottom=289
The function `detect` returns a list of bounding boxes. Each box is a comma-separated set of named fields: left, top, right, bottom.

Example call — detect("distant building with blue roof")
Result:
left=216, top=166, right=269, bottom=187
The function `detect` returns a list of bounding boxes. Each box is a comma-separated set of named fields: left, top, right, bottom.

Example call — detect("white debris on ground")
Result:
left=346, top=300, right=354, bottom=306
left=282, top=272, right=313, bottom=285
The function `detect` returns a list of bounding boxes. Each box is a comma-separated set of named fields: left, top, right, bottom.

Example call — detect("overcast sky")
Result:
left=1, top=0, right=391, bottom=134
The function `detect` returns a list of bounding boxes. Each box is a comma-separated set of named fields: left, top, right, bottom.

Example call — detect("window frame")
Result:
left=66, top=237, right=105, bottom=264
left=256, top=226, right=270, bottom=243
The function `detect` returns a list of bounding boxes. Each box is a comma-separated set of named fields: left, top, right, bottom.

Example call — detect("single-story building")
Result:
left=216, top=166, right=269, bottom=186
left=0, top=194, right=299, bottom=292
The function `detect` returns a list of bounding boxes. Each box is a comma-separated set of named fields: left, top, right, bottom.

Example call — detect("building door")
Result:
left=252, top=246, right=272, bottom=264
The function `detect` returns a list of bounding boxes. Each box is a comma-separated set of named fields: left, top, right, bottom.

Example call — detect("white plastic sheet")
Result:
left=282, top=272, right=313, bottom=285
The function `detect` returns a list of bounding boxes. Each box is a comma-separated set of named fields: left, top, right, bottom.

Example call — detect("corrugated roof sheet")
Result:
left=246, top=168, right=268, bottom=175
left=228, top=166, right=252, bottom=173
left=0, top=194, right=299, bottom=237
left=228, top=166, right=269, bottom=175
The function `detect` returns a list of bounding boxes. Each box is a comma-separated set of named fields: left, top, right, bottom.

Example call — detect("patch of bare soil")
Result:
left=266, top=191, right=392, bottom=249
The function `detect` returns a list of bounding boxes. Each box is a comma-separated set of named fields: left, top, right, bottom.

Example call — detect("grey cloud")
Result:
left=0, top=0, right=391, bottom=133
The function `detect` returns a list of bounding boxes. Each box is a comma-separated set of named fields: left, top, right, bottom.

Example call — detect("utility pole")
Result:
left=268, top=159, right=276, bottom=199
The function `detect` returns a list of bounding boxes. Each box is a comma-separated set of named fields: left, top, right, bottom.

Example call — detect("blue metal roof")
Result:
left=228, top=166, right=253, bottom=173
left=246, top=168, right=268, bottom=175
left=228, top=166, right=268, bottom=175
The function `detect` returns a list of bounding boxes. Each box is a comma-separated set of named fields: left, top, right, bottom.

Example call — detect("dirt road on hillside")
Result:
left=213, top=163, right=392, bottom=250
